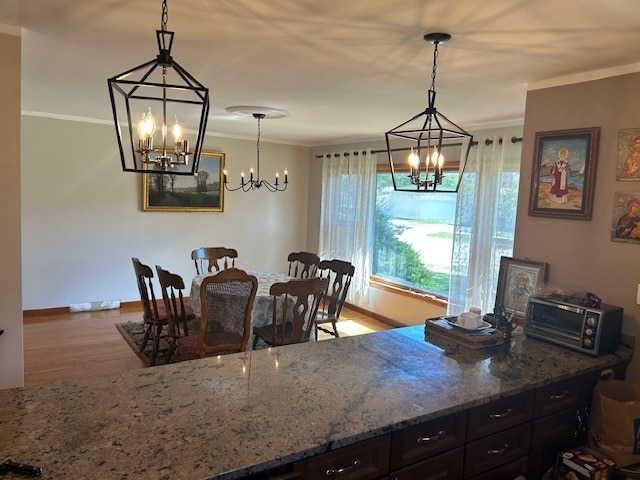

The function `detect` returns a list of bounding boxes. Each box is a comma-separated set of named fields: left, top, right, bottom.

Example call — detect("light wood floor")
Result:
left=23, top=305, right=391, bottom=386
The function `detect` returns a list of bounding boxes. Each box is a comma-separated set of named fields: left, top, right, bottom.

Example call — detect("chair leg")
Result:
left=150, top=324, right=162, bottom=366
left=140, top=324, right=152, bottom=351
left=331, top=320, right=339, bottom=338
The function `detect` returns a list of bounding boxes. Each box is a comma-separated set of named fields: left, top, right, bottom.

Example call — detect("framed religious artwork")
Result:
left=142, top=151, right=225, bottom=212
left=495, top=256, right=549, bottom=320
left=528, top=127, right=600, bottom=220
left=616, top=128, right=640, bottom=181
left=611, top=191, right=640, bottom=244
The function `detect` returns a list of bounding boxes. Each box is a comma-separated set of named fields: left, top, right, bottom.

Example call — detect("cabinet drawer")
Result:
left=467, top=456, right=529, bottom=480
left=293, top=435, right=390, bottom=480
left=463, top=423, right=531, bottom=478
left=466, top=391, right=534, bottom=441
left=390, top=411, right=466, bottom=470
left=534, top=376, right=585, bottom=417
left=389, top=447, right=464, bottom=480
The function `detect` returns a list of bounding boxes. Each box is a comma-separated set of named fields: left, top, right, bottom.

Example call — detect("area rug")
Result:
left=116, top=318, right=200, bottom=367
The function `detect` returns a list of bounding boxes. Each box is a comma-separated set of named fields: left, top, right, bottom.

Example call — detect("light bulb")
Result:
left=137, top=108, right=156, bottom=140
left=172, top=117, right=183, bottom=142
left=408, top=148, right=420, bottom=169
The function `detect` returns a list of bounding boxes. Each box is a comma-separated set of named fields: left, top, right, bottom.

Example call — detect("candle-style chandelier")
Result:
left=385, top=33, right=473, bottom=193
left=107, top=0, right=210, bottom=175
left=223, top=106, right=289, bottom=192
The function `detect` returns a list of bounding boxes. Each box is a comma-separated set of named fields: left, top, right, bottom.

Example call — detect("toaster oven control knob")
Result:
left=585, top=328, right=594, bottom=336
left=583, top=337, right=593, bottom=347
left=586, top=317, right=597, bottom=326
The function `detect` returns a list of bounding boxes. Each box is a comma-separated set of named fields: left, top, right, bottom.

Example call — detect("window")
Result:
left=372, top=169, right=459, bottom=297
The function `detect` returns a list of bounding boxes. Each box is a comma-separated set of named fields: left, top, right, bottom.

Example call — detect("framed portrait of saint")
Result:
left=611, top=191, right=640, bottom=244
left=617, top=128, right=640, bottom=181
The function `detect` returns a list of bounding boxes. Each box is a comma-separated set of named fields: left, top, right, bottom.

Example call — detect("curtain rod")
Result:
left=314, top=137, right=523, bottom=159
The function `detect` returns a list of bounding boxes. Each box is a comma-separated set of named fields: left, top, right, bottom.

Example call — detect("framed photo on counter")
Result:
left=142, top=151, right=225, bottom=212
left=528, top=127, right=600, bottom=220
left=495, top=256, right=549, bottom=319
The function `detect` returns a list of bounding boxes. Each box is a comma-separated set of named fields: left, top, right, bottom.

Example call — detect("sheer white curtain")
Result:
left=447, top=136, right=522, bottom=316
left=318, top=150, right=376, bottom=304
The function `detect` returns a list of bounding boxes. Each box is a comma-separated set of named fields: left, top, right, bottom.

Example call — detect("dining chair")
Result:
left=155, top=265, right=196, bottom=362
left=175, top=268, right=258, bottom=361
left=131, top=257, right=169, bottom=366
left=315, top=259, right=355, bottom=338
left=191, top=247, right=238, bottom=275
left=252, top=276, right=329, bottom=349
left=287, top=251, right=320, bottom=279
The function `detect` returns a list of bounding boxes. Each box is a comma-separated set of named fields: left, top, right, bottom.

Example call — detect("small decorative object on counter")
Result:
left=581, top=292, right=602, bottom=308
left=0, top=460, right=42, bottom=477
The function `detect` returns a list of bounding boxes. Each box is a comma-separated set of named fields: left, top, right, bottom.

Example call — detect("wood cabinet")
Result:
left=292, top=435, right=390, bottom=480
left=250, top=368, right=623, bottom=480
left=529, top=372, right=599, bottom=479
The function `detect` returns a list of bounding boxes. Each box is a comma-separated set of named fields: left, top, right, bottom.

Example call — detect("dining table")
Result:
left=189, top=269, right=303, bottom=349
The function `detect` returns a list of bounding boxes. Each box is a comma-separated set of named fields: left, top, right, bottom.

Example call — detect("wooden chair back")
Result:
left=131, top=257, right=163, bottom=324
left=287, top=251, right=320, bottom=279
left=156, top=265, right=192, bottom=360
left=255, top=277, right=328, bottom=347
left=191, top=247, right=238, bottom=274
left=197, top=268, right=258, bottom=356
left=318, top=259, right=355, bottom=320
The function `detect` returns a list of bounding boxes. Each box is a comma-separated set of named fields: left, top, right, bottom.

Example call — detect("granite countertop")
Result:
left=0, top=325, right=633, bottom=479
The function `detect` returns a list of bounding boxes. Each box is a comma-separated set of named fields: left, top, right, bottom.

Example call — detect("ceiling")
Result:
left=1, top=0, right=640, bottom=146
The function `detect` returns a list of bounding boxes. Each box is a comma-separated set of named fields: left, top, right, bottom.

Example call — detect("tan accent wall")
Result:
left=516, top=73, right=640, bottom=381
left=0, top=32, right=23, bottom=389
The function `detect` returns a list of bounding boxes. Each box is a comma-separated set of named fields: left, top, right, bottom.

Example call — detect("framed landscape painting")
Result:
left=142, top=151, right=225, bottom=212
left=495, top=256, right=548, bottom=320
left=528, top=127, right=600, bottom=220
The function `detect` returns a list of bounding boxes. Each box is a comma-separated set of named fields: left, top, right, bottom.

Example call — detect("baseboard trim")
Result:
left=23, top=300, right=142, bottom=318
left=343, top=302, right=405, bottom=329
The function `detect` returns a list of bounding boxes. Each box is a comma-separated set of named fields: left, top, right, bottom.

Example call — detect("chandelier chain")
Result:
left=256, top=115, right=261, bottom=173
left=161, top=0, right=168, bottom=31
left=430, top=40, right=440, bottom=94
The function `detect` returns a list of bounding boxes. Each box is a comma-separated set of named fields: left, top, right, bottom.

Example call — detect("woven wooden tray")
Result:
left=425, top=317, right=504, bottom=349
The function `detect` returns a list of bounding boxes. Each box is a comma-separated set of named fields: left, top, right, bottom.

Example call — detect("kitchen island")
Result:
left=0, top=325, right=633, bottom=479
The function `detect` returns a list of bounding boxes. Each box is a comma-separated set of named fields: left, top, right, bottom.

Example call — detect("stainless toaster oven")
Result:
left=523, top=296, right=623, bottom=356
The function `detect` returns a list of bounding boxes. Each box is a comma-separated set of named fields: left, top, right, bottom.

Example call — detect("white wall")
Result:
left=0, top=31, right=23, bottom=389
left=21, top=116, right=311, bottom=310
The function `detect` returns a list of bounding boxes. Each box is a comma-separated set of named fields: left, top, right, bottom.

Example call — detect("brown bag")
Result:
left=588, top=379, right=640, bottom=468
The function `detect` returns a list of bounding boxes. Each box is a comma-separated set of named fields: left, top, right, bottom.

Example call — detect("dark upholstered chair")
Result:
left=252, top=277, right=328, bottom=349
left=287, top=251, right=320, bottom=279
left=155, top=265, right=195, bottom=362
left=176, top=268, right=257, bottom=360
left=315, top=259, right=355, bottom=338
left=191, top=247, right=238, bottom=275
left=132, top=257, right=168, bottom=366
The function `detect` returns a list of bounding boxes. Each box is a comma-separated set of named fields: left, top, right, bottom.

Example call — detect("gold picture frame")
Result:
left=142, top=151, right=225, bottom=212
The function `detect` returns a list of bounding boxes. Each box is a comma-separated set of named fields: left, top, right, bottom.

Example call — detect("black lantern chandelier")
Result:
left=385, top=33, right=473, bottom=193
left=223, top=107, right=289, bottom=192
left=108, top=0, right=210, bottom=175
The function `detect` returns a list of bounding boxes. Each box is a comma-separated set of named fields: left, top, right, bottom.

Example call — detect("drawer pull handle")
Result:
left=325, top=460, right=360, bottom=476
left=489, top=408, right=512, bottom=420
left=487, top=443, right=510, bottom=455
left=550, top=390, right=569, bottom=400
left=416, top=430, right=445, bottom=444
